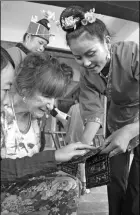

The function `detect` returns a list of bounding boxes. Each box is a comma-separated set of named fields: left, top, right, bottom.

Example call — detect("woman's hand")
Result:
left=100, top=126, right=132, bottom=157
left=55, top=142, right=95, bottom=162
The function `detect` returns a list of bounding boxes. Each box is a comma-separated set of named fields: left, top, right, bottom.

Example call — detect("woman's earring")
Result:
left=106, top=52, right=111, bottom=63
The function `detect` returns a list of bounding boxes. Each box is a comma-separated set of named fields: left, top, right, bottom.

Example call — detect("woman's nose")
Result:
left=83, top=58, right=91, bottom=67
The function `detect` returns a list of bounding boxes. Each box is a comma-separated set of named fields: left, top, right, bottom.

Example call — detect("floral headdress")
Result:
left=61, top=8, right=96, bottom=30
left=26, top=10, right=56, bottom=43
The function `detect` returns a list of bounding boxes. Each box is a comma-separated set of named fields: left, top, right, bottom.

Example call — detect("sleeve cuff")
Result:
left=84, top=116, right=103, bottom=126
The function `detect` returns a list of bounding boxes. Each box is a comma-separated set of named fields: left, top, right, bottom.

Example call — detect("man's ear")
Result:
left=25, top=33, right=32, bottom=42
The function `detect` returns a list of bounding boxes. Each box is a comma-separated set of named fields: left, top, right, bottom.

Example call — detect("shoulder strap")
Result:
left=16, top=43, right=30, bottom=55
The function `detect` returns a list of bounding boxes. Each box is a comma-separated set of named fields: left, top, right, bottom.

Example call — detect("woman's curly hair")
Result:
left=15, top=52, right=67, bottom=99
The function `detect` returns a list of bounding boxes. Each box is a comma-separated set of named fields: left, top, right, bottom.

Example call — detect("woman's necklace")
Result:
left=99, top=71, right=108, bottom=81
left=105, top=48, right=113, bottom=101
left=11, top=96, right=31, bottom=134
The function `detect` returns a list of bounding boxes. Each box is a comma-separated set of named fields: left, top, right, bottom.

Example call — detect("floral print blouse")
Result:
left=1, top=105, right=41, bottom=159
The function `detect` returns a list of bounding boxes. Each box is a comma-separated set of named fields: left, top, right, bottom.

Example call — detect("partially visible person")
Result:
left=1, top=48, right=94, bottom=215
left=55, top=64, right=91, bottom=195
left=65, top=99, right=84, bottom=144
left=64, top=98, right=90, bottom=195
left=60, top=6, right=139, bottom=215
left=1, top=47, right=15, bottom=105
left=48, top=62, right=74, bottom=125
left=6, top=13, right=51, bottom=74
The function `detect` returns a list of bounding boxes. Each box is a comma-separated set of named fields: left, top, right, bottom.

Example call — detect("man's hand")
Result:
left=100, top=126, right=132, bottom=157
left=55, top=142, right=95, bottom=162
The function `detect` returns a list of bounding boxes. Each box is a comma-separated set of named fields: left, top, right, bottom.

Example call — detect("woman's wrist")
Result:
left=50, top=106, right=70, bottom=121
left=54, top=150, right=62, bottom=163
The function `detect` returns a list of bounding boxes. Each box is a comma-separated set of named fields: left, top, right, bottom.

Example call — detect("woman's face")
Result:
left=26, top=35, right=48, bottom=53
left=69, top=32, right=110, bottom=74
left=1, top=62, right=15, bottom=111
left=25, top=92, right=55, bottom=118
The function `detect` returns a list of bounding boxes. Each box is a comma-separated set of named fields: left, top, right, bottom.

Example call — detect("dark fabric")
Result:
left=59, top=146, right=111, bottom=189
left=85, top=154, right=110, bottom=189
left=40, top=130, right=46, bottom=152
left=1, top=150, right=57, bottom=182
left=50, top=106, right=58, bottom=117
left=16, top=43, right=30, bottom=55
left=1, top=47, right=15, bottom=69
left=107, top=152, right=130, bottom=215
left=122, top=145, right=140, bottom=215
left=58, top=163, right=79, bottom=177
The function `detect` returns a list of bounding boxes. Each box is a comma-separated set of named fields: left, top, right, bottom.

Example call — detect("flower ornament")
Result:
left=81, top=8, right=96, bottom=25
left=31, top=15, right=38, bottom=23
left=61, top=16, right=80, bottom=30
left=41, top=9, right=55, bottom=21
left=47, top=10, right=55, bottom=21
left=41, top=10, right=56, bottom=28
left=61, top=8, right=96, bottom=30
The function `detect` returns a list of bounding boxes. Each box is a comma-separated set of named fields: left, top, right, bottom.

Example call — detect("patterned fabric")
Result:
left=1, top=105, right=41, bottom=159
left=1, top=173, right=81, bottom=215
left=85, top=154, right=110, bottom=189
